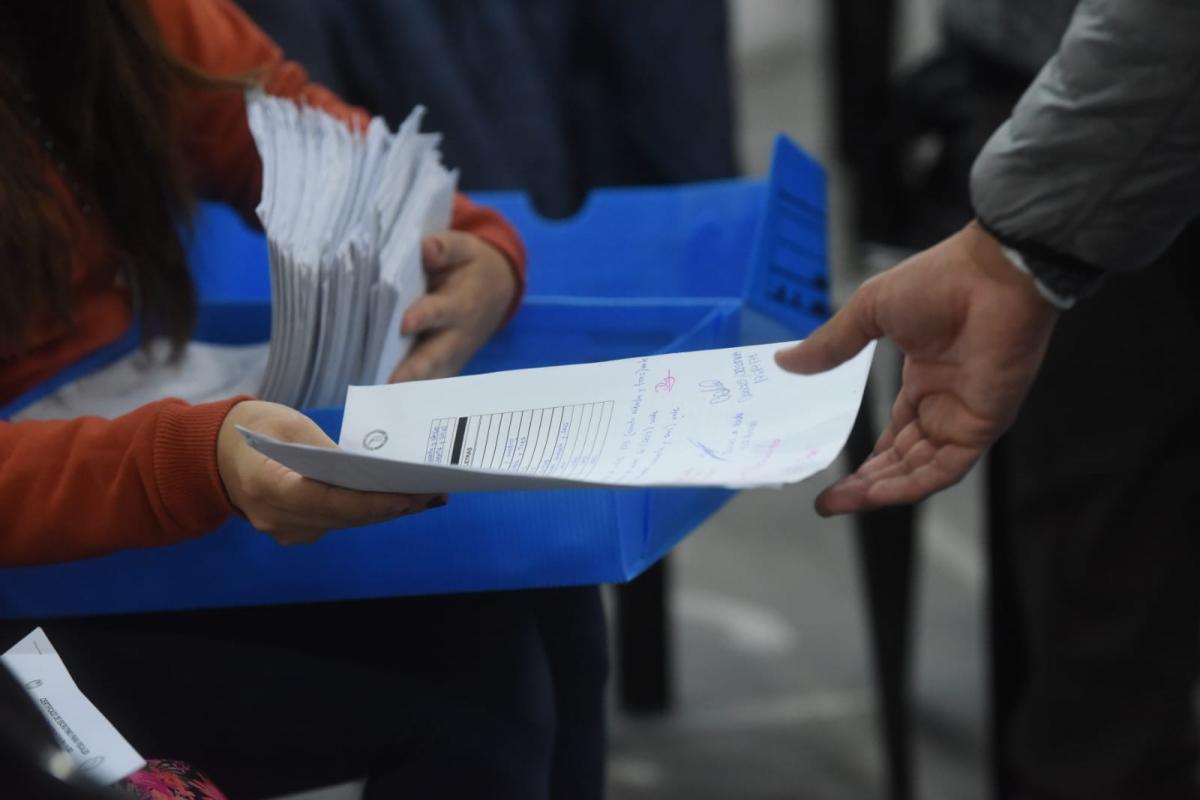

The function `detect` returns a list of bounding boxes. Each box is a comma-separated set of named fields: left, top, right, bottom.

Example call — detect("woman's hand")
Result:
left=775, top=223, right=1059, bottom=515
left=389, top=232, right=517, bottom=382
left=216, top=400, right=442, bottom=545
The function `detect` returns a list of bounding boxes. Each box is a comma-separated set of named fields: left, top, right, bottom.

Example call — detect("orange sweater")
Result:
left=0, top=0, right=526, bottom=567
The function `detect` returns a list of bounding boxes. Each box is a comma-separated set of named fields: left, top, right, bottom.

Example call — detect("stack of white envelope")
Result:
left=246, top=90, right=458, bottom=408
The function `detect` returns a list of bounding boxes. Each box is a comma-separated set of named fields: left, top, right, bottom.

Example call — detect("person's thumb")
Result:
left=421, top=231, right=473, bottom=273
left=775, top=279, right=882, bottom=374
left=236, top=401, right=336, bottom=449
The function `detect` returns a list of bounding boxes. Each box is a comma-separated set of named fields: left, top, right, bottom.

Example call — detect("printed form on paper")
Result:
left=241, top=340, right=875, bottom=493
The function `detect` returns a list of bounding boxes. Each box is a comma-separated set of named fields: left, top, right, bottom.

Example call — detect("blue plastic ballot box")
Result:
left=0, top=136, right=829, bottom=618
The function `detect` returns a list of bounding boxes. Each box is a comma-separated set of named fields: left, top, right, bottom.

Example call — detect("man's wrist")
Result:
left=996, top=245, right=1075, bottom=310
left=974, top=217, right=1105, bottom=307
left=962, top=222, right=1061, bottom=319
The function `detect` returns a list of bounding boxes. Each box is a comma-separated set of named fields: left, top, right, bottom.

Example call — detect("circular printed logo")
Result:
left=24, top=679, right=42, bottom=690
left=363, top=429, right=388, bottom=451
left=80, top=756, right=105, bottom=771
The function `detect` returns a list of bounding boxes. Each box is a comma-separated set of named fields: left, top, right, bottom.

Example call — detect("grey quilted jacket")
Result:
left=969, top=0, right=1200, bottom=300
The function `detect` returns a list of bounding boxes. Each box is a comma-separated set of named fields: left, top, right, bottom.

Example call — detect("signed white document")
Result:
left=242, top=340, right=875, bottom=493
left=1, top=628, right=145, bottom=785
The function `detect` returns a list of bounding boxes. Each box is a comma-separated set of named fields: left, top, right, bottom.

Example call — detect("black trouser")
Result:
left=990, top=225, right=1200, bottom=800
left=0, top=587, right=608, bottom=799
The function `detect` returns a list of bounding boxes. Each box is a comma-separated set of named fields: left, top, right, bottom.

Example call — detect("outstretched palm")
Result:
left=776, top=223, right=1059, bottom=515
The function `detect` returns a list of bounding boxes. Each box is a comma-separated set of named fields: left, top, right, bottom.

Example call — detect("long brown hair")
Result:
left=0, top=1, right=220, bottom=356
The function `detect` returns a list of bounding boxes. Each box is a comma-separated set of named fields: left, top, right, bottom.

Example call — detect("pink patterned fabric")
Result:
left=118, top=759, right=228, bottom=800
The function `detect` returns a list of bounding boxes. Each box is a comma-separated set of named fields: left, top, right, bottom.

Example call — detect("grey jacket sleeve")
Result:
left=970, top=0, right=1200, bottom=298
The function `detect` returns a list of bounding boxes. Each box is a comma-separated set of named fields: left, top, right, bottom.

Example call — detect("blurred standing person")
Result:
left=234, top=0, right=737, bottom=218
left=781, top=1, right=1200, bottom=798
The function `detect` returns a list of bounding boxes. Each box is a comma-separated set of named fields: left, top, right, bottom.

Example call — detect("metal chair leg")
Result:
left=615, top=558, right=673, bottom=714
left=985, top=442, right=1027, bottom=800
left=850, top=382, right=917, bottom=800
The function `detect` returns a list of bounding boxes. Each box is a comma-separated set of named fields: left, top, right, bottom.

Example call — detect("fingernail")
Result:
left=426, top=495, right=448, bottom=510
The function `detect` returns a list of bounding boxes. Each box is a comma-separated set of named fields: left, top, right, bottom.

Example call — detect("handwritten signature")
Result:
left=699, top=379, right=732, bottom=404
left=655, top=369, right=676, bottom=393
left=689, top=438, right=729, bottom=462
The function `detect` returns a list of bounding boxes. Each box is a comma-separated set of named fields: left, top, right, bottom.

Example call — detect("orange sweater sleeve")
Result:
left=0, top=2, right=534, bottom=567
left=149, top=0, right=526, bottom=300
left=0, top=398, right=244, bottom=567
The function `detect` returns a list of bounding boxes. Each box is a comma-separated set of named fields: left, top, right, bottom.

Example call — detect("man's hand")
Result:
left=389, top=232, right=517, bottom=382
left=775, top=223, right=1059, bottom=515
left=217, top=400, right=442, bottom=544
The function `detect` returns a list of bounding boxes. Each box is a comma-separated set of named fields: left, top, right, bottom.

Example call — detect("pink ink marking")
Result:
left=741, top=438, right=783, bottom=476
left=655, top=369, right=676, bottom=393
